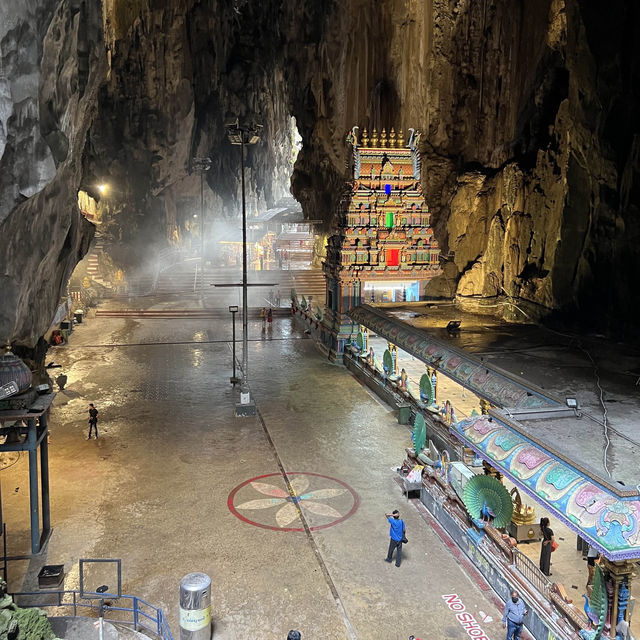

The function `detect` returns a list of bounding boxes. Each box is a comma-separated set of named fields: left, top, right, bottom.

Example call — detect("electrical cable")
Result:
left=485, top=297, right=614, bottom=478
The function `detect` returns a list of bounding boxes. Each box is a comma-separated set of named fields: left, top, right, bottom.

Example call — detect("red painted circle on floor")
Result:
left=228, top=471, right=359, bottom=532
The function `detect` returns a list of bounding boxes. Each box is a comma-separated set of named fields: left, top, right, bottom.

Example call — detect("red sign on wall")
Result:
left=386, top=249, right=399, bottom=266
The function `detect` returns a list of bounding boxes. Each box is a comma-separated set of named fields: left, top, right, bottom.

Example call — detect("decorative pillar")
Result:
left=427, top=367, right=438, bottom=404
left=388, top=343, right=398, bottom=374
left=600, top=558, right=635, bottom=639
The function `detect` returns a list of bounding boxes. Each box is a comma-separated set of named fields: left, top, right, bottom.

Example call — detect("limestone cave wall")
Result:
left=1, top=0, right=639, bottom=346
left=294, top=0, right=640, bottom=333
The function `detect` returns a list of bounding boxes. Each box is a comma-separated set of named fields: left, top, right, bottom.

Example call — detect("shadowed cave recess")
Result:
left=1, top=0, right=640, bottom=350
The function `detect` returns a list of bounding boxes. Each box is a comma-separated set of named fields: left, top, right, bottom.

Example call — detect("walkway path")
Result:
left=3, top=308, right=511, bottom=639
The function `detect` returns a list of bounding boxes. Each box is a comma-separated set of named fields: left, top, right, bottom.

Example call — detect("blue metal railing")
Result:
left=11, top=590, right=173, bottom=640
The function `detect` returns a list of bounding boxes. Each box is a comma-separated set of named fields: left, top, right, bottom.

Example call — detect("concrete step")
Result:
left=49, top=616, right=118, bottom=640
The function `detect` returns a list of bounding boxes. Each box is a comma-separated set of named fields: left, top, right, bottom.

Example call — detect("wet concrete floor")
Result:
left=4, top=306, right=511, bottom=639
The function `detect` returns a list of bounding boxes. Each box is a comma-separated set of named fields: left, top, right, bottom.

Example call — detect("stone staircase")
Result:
left=49, top=616, right=156, bottom=640
left=85, top=233, right=112, bottom=290
left=125, top=264, right=326, bottom=307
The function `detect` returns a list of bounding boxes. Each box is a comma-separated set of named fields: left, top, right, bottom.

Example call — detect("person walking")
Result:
left=87, top=403, right=99, bottom=439
left=267, top=307, right=273, bottom=328
left=260, top=307, right=267, bottom=329
left=539, top=517, right=555, bottom=576
left=502, top=590, right=527, bottom=640
left=384, top=509, right=406, bottom=567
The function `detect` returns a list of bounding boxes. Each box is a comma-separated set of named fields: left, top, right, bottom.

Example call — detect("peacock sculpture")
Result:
left=462, top=475, right=514, bottom=529
left=383, top=349, right=393, bottom=375
left=355, top=332, right=364, bottom=352
left=419, top=373, right=434, bottom=406
left=412, top=413, right=427, bottom=456
left=579, top=565, right=608, bottom=640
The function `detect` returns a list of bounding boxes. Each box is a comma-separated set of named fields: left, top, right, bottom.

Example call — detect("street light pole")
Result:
left=191, top=157, right=212, bottom=294
left=200, top=168, right=204, bottom=269
left=229, top=305, right=239, bottom=384
left=226, top=118, right=262, bottom=417
left=239, top=133, right=249, bottom=404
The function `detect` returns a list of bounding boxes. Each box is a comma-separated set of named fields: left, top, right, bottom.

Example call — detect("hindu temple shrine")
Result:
left=1, top=2, right=639, bottom=640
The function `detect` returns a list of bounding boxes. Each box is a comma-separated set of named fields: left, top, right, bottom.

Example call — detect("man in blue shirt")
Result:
left=502, top=590, right=527, bottom=640
left=384, top=509, right=406, bottom=567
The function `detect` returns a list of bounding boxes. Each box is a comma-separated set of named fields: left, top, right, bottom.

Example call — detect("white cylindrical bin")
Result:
left=179, top=573, right=212, bottom=640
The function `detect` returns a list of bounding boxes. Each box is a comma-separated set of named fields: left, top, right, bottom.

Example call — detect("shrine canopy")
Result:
left=348, top=304, right=565, bottom=413
left=452, top=414, right=640, bottom=561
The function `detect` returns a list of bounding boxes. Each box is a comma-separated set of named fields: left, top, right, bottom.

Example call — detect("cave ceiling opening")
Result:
left=1, top=0, right=640, bottom=348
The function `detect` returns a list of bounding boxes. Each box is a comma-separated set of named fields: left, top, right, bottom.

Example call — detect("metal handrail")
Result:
left=11, top=590, right=173, bottom=640
left=513, top=548, right=551, bottom=597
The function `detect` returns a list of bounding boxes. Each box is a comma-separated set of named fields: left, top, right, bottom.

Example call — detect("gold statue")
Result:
left=510, top=487, right=535, bottom=525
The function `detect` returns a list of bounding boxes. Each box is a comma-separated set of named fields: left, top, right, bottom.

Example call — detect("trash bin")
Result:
left=179, top=572, right=211, bottom=640
left=397, top=403, right=411, bottom=425
left=74, top=310, right=84, bottom=324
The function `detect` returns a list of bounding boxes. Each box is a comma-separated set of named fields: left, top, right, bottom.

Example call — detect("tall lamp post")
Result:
left=191, top=157, right=212, bottom=292
left=226, top=118, right=262, bottom=417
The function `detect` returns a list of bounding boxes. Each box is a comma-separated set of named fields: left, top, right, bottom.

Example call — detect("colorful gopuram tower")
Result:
left=320, top=126, right=441, bottom=360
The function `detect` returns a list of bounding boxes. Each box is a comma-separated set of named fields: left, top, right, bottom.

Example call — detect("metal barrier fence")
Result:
left=11, top=590, right=173, bottom=640
left=513, top=548, right=552, bottom=597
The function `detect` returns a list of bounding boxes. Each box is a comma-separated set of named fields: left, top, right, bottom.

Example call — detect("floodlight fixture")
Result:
left=565, top=397, right=579, bottom=409
left=97, top=184, right=108, bottom=194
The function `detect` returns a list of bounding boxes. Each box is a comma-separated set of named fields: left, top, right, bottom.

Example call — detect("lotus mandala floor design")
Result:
left=227, top=472, right=359, bottom=532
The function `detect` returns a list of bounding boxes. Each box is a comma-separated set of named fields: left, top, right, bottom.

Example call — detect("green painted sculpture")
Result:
left=579, top=565, right=608, bottom=639
left=419, top=373, right=434, bottom=405
left=290, top=288, right=297, bottom=303
left=462, top=475, right=514, bottom=529
left=301, top=295, right=307, bottom=310
left=413, top=413, right=427, bottom=455
left=383, top=349, right=393, bottom=375
left=356, top=332, right=364, bottom=351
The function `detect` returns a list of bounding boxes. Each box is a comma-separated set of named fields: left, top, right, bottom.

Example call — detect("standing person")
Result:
left=586, top=545, right=600, bottom=589
left=267, top=307, right=273, bottom=328
left=502, top=590, right=527, bottom=640
left=539, top=517, right=555, bottom=576
left=87, top=403, right=99, bottom=439
left=276, top=289, right=281, bottom=307
left=384, top=509, right=406, bottom=567
left=260, top=307, right=267, bottom=329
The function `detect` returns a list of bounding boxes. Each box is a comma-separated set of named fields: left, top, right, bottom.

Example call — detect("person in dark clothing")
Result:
left=87, top=403, right=99, bottom=439
left=539, top=517, right=554, bottom=576
left=384, top=509, right=406, bottom=567
left=286, top=631, right=301, bottom=640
